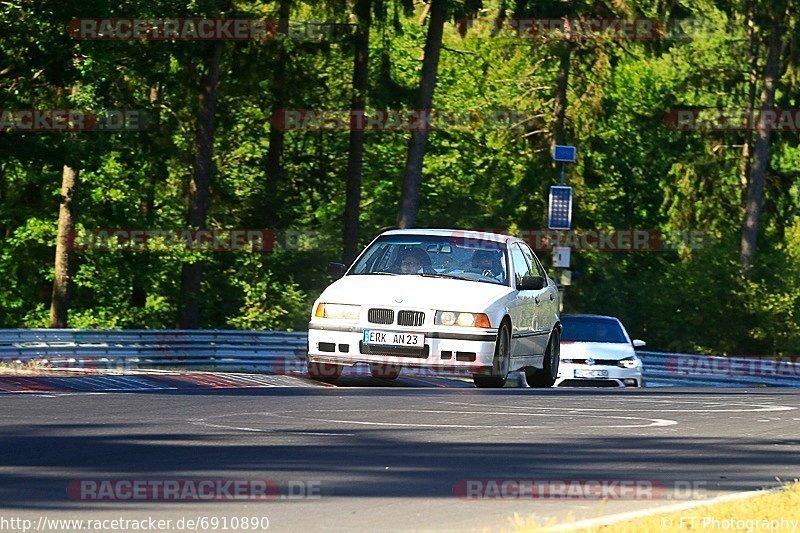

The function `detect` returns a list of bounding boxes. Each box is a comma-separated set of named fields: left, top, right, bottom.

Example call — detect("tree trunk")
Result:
left=739, top=0, right=758, bottom=197
left=343, top=0, right=372, bottom=264
left=178, top=40, right=225, bottom=329
left=0, top=164, right=6, bottom=211
left=740, top=0, right=786, bottom=272
left=397, top=0, right=447, bottom=229
left=552, top=40, right=572, bottom=148
left=265, top=0, right=291, bottom=190
left=49, top=164, right=79, bottom=328
left=142, top=83, right=162, bottom=221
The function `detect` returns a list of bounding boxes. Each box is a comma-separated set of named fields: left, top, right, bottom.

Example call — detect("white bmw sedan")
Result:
left=556, top=314, right=645, bottom=387
left=307, top=229, right=562, bottom=388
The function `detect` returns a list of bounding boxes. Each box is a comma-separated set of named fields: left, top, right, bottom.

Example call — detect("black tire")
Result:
left=473, top=322, right=511, bottom=388
left=526, top=328, right=560, bottom=388
left=307, top=361, right=343, bottom=382
left=370, top=363, right=401, bottom=380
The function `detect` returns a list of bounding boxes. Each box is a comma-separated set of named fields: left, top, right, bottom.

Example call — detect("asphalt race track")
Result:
left=1, top=382, right=799, bottom=532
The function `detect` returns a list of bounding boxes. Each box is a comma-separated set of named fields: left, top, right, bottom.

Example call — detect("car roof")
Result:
left=380, top=228, right=514, bottom=244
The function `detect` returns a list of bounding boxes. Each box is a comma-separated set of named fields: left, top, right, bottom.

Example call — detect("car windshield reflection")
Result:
left=349, top=235, right=508, bottom=286
left=561, top=317, right=628, bottom=343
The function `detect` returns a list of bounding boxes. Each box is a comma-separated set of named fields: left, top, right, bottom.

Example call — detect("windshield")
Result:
left=350, top=235, right=509, bottom=286
left=561, top=316, right=629, bottom=343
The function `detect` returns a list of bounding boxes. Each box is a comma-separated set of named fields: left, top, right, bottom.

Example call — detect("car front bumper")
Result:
left=307, top=320, right=499, bottom=375
left=555, top=362, right=643, bottom=387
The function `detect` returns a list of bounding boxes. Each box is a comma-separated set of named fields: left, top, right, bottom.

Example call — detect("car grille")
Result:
left=368, top=308, right=394, bottom=324
left=397, top=310, right=424, bottom=327
left=359, top=341, right=429, bottom=359
left=568, top=359, right=619, bottom=366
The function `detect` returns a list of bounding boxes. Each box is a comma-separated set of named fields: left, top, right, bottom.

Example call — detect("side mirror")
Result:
left=632, top=339, right=646, bottom=348
left=518, top=275, right=545, bottom=291
left=328, top=262, right=347, bottom=278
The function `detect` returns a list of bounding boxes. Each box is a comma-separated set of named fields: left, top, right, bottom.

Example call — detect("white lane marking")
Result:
left=268, top=409, right=677, bottom=429
left=441, top=400, right=796, bottom=413
left=188, top=418, right=355, bottom=437
left=539, top=487, right=780, bottom=532
left=186, top=409, right=676, bottom=430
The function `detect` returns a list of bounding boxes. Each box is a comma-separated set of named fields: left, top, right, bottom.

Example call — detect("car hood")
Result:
left=318, top=274, right=513, bottom=311
left=560, top=342, right=636, bottom=361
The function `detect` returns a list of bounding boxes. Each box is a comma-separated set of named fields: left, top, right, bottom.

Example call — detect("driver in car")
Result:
left=471, top=249, right=504, bottom=282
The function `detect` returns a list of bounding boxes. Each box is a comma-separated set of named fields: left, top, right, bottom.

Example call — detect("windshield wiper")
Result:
left=419, top=273, right=470, bottom=280
left=419, top=272, right=503, bottom=285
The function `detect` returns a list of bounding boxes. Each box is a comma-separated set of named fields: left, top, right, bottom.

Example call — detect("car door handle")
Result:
left=534, top=296, right=541, bottom=305
left=549, top=292, right=555, bottom=301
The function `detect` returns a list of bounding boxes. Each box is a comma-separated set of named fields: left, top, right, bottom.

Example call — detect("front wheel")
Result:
left=526, top=328, right=560, bottom=388
left=473, top=323, right=511, bottom=388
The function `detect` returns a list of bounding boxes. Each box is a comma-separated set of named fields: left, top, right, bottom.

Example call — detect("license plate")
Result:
left=574, top=369, right=609, bottom=378
left=363, top=329, right=424, bottom=348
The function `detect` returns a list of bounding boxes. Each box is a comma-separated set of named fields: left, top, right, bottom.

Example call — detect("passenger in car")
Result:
left=394, top=248, right=433, bottom=274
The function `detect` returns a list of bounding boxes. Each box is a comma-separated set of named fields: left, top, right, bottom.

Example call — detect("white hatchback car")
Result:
left=307, top=229, right=562, bottom=388
left=556, top=314, right=645, bottom=387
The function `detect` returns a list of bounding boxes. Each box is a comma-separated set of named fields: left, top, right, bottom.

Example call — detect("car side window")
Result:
left=510, top=243, right=533, bottom=287
left=519, top=242, right=547, bottom=281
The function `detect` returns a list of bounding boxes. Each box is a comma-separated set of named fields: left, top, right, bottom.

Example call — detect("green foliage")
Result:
left=225, top=254, right=309, bottom=331
left=0, top=0, right=798, bottom=354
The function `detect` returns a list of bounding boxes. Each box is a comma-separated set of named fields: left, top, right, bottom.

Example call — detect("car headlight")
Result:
left=617, top=356, right=639, bottom=368
left=314, top=303, right=360, bottom=320
left=435, top=311, right=491, bottom=328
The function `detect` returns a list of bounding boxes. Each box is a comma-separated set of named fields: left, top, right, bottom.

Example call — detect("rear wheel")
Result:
left=473, top=322, right=510, bottom=388
left=526, top=328, right=560, bottom=388
left=307, top=361, right=343, bottom=382
left=370, top=363, right=401, bottom=380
